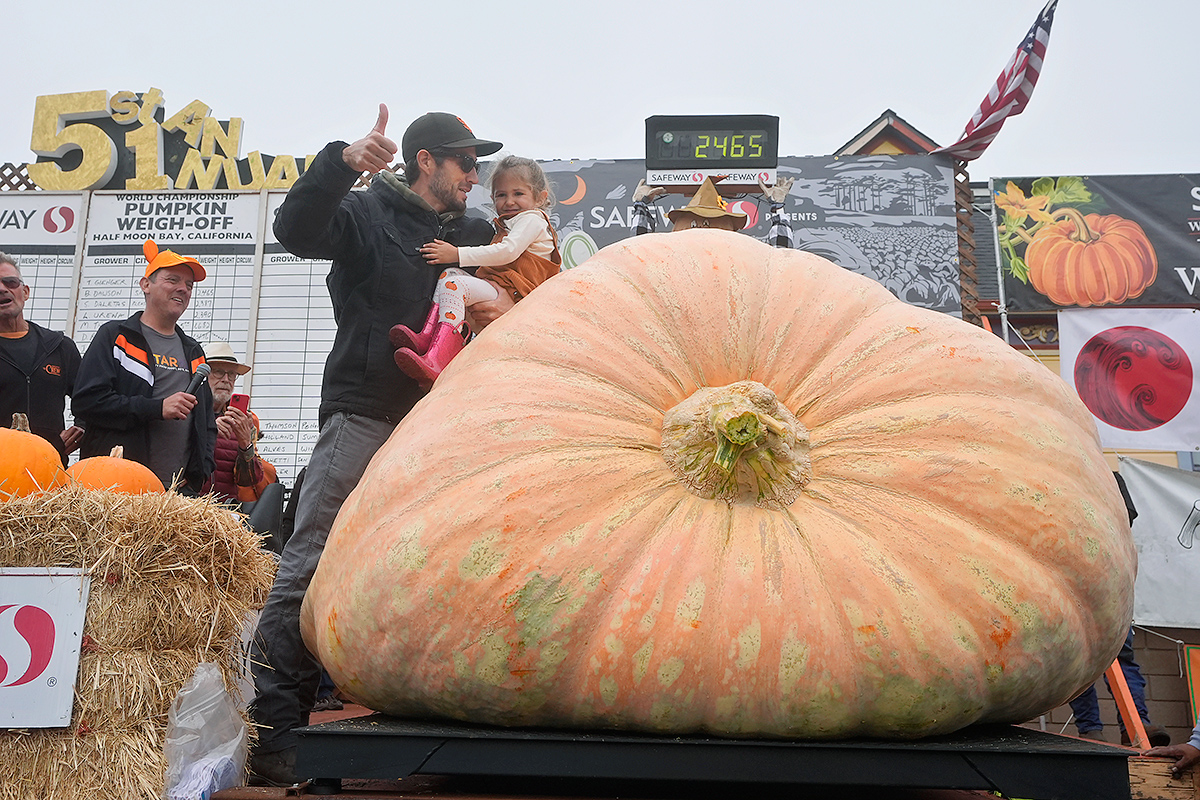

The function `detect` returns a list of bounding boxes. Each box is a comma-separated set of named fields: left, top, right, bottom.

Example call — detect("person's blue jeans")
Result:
left=1068, top=628, right=1149, bottom=735
left=249, top=412, right=395, bottom=754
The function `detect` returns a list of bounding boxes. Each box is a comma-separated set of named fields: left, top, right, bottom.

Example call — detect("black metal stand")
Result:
left=295, top=715, right=1133, bottom=800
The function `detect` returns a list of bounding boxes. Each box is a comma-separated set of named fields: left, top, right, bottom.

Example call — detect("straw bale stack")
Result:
left=0, top=486, right=277, bottom=800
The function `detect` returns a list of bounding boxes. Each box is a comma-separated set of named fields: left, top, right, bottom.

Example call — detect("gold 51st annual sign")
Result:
left=26, top=89, right=310, bottom=192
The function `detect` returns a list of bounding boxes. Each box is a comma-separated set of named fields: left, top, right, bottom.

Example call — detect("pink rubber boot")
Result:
left=389, top=303, right=439, bottom=354
left=394, top=322, right=465, bottom=391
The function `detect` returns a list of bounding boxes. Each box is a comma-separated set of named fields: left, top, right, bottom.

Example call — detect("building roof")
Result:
left=835, top=109, right=942, bottom=156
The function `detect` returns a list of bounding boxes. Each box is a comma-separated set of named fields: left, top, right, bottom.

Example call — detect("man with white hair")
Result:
left=199, top=341, right=276, bottom=504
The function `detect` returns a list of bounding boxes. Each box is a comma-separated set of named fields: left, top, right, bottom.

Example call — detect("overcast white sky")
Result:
left=4, top=0, right=1195, bottom=183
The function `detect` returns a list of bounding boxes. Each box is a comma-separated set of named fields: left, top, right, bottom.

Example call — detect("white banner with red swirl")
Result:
left=1058, top=308, right=1200, bottom=451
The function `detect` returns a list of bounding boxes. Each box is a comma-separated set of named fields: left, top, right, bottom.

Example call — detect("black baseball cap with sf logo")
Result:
left=402, top=113, right=502, bottom=164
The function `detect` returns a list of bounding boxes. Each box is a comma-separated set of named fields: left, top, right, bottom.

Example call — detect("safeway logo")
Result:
left=43, top=206, right=74, bottom=234
left=726, top=200, right=760, bottom=229
left=0, top=604, right=56, bottom=687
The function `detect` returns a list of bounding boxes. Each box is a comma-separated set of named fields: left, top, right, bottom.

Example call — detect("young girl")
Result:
left=391, top=155, right=561, bottom=389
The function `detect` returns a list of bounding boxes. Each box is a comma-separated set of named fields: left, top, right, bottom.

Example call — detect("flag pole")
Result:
left=990, top=178, right=1016, bottom=348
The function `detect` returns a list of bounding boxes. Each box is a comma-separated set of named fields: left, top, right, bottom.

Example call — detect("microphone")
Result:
left=185, top=363, right=212, bottom=396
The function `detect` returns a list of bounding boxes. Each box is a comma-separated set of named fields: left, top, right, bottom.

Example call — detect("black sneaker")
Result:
left=312, top=695, right=344, bottom=712
left=248, top=747, right=297, bottom=787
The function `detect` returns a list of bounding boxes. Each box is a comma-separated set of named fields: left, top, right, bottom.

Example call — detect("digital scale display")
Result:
left=646, top=115, right=779, bottom=171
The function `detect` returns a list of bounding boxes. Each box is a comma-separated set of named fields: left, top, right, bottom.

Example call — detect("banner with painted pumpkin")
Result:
left=993, top=174, right=1200, bottom=311
left=1058, top=307, right=1200, bottom=451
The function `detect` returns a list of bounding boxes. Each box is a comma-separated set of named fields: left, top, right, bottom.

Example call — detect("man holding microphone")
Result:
left=73, top=239, right=217, bottom=494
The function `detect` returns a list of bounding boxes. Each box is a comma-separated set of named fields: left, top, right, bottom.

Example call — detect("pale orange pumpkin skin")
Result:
left=66, top=446, right=165, bottom=494
left=0, top=413, right=68, bottom=498
left=1026, top=213, right=1157, bottom=306
left=302, top=231, right=1134, bottom=740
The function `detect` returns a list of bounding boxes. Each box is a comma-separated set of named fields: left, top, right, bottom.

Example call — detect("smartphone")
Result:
left=229, top=393, right=250, bottom=413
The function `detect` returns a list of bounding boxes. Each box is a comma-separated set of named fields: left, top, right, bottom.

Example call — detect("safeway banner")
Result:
left=1058, top=308, right=1200, bottom=451
left=994, top=174, right=1200, bottom=311
left=507, top=154, right=961, bottom=315
left=1119, top=457, right=1200, bottom=629
left=0, top=568, right=90, bottom=728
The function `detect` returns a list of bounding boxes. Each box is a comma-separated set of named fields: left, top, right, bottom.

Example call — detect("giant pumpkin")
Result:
left=301, top=231, right=1135, bottom=740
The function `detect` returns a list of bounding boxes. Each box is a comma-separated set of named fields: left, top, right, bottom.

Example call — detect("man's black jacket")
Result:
left=273, top=141, right=493, bottom=425
left=0, top=321, right=80, bottom=464
left=72, top=312, right=217, bottom=492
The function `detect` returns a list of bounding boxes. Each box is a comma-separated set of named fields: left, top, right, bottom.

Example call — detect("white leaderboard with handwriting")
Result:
left=0, top=190, right=346, bottom=486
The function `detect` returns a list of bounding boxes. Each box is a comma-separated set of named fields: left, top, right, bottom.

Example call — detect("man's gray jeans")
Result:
left=250, top=411, right=395, bottom=753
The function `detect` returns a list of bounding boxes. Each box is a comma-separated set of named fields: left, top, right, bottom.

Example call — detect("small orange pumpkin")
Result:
left=0, top=413, right=68, bottom=499
left=67, top=445, right=165, bottom=494
left=1025, top=210, right=1157, bottom=307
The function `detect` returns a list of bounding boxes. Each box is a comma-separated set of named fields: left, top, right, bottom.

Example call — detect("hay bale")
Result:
left=3, top=723, right=165, bottom=800
left=0, top=487, right=276, bottom=800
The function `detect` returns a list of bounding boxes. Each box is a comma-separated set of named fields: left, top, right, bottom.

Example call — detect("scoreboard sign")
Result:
left=645, top=115, right=779, bottom=191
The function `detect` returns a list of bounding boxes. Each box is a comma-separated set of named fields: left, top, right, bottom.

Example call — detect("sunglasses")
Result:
left=0, top=276, right=24, bottom=289
left=432, top=151, right=480, bottom=174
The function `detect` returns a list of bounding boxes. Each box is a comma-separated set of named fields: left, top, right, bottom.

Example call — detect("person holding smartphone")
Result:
left=200, top=341, right=277, bottom=504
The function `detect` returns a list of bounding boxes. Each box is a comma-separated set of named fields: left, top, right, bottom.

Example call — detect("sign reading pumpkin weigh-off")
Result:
left=26, top=89, right=306, bottom=191
left=993, top=174, right=1200, bottom=311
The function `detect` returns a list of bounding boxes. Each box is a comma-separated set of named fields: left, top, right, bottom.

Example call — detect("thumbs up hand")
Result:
left=342, top=103, right=399, bottom=174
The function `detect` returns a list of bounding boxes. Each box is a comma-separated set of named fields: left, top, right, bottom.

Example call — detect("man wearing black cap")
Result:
left=249, top=104, right=504, bottom=786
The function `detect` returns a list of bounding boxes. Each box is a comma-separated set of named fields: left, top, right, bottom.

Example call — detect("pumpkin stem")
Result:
left=109, top=446, right=124, bottom=459
left=661, top=381, right=811, bottom=508
left=1051, top=207, right=1099, bottom=244
left=712, top=410, right=762, bottom=473
left=11, top=413, right=31, bottom=432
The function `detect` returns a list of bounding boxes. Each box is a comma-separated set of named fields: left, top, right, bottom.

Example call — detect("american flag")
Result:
left=936, top=0, right=1059, bottom=161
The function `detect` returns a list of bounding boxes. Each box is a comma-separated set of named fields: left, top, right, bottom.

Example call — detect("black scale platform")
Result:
left=296, top=715, right=1135, bottom=800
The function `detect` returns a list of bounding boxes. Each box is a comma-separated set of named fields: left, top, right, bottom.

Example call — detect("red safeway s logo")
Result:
left=726, top=200, right=759, bottom=229
left=42, top=206, right=74, bottom=234
left=0, top=604, right=56, bottom=687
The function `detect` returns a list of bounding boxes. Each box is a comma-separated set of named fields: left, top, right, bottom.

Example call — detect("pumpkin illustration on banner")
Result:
left=1026, top=211, right=1157, bottom=306
left=301, top=231, right=1135, bottom=740
left=995, top=177, right=1157, bottom=307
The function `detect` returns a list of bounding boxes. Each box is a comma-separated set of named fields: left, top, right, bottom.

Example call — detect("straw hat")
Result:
left=667, top=178, right=747, bottom=229
left=202, top=341, right=251, bottom=375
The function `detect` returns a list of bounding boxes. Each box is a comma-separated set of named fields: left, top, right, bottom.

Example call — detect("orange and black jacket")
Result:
left=0, top=321, right=80, bottom=465
left=72, top=312, right=217, bottom=492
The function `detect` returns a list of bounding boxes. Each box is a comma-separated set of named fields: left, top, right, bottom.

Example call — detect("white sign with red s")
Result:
left=0, top=568, right=90, bottom=728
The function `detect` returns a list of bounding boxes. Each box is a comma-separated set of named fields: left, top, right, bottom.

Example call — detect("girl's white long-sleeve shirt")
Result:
left=456, top=209, right=555, bottom=267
